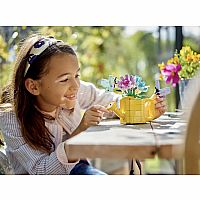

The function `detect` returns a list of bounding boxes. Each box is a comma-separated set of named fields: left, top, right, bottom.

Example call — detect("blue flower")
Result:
left=135, top=75, right=149, bottom=92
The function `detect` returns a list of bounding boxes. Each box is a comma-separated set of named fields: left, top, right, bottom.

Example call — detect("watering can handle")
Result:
left=144, top=99, right=156, bottom=121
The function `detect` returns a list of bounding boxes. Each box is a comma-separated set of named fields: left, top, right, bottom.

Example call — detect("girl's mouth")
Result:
left=65, top=94, right=77, bottom=101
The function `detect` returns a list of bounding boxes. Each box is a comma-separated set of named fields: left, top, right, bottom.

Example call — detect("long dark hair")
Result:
left=12, top=34, right=76, bottom=154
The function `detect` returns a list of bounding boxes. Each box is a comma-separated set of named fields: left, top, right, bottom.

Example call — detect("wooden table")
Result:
left=65, top=112, right=186, bottom=173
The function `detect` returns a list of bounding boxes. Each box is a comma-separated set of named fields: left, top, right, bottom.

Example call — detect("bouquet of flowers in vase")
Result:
left=158, top=46, right=200, bottom=87
left=117, top=74, right=149, bottom=98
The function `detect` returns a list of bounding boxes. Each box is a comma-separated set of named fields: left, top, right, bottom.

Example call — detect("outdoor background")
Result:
left=0, top=0, right=199, bottom=197
left=1, top=26, right=200, bottom=174
left=1, top=26, right=200, bottom=111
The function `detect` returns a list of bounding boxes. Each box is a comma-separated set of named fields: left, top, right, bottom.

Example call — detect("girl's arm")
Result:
left=78, top=81, right=166, bottom=120
left=78, top=80, right=121, bottom=110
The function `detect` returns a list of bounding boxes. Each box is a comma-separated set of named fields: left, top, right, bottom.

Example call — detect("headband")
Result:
left=24, top=36, right=63, bottom=77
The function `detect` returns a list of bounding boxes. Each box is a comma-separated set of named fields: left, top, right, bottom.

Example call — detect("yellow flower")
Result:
left=158, top=45, right=200, bottom=80
left=173, top=56, right=179, bottom=64
left=192, top=54, right=199, bottom=62
left=186, top=54, right=192, bottom=62
left=159, top=74, right=163, bottom=80
left=158, top=62, right=165, bottom=70
left=135, top=88, right=141, bottom=95
left=180, top=49, right=185, bottom=56
left=180, top=46, right=193, bottom=58
left=167, top=58, right=172, bottom=64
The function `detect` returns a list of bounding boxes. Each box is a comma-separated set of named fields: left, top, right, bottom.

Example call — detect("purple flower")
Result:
left=162, top=64, right=182, bottom=87
left=117, top=75, right=136, bottom=90
left=116, top=74, right=149, bottom=98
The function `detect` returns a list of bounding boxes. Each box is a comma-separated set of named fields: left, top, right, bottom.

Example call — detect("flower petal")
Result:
left=166, top=76, right=172, bottom=84
left=176, top=64, right=182, bottom=72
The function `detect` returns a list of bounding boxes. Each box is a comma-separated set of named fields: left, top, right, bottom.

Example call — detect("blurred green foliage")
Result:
left=0, top=35, right=8, bottom=62
left=0, top=63, right=12, bottom=88
left=38, top=26, right=131, bottom=83
left=1, top=26, right=197, bottom=111
left=184, top=36, right=200, bottom=53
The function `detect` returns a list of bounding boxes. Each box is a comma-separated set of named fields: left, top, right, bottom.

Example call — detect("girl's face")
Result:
left=36, top=54, right=80, bottom=112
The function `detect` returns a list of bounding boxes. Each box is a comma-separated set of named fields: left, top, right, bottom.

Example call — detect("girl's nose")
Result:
left=70, top=78, right=80, bottom=90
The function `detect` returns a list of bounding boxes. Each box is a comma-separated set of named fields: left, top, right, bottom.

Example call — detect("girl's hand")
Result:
left=154, top=95, right=167, bottom=118
left=79, top=105, right=109, bottom=132
left=70, top=105, right=109, bottom=138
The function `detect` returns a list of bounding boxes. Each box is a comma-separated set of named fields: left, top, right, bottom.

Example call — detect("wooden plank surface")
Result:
left=66, top=113, right=186, bottom=160
left=151, top=113, right=186, bottom=159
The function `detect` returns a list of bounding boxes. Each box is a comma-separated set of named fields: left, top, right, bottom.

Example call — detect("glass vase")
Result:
left=179, top=79, right=190, bottom=109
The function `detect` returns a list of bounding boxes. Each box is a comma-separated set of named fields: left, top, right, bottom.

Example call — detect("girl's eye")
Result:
left=75, top=74, right=80, bottom=79
left=60, top=78, right=69, bottom=82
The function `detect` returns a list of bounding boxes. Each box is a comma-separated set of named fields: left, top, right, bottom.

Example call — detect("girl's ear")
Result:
left=24, top=78, right=41, bottom=95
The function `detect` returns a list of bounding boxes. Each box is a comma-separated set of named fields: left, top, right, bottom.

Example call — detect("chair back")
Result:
left=184, top=92, right=200, bottom=174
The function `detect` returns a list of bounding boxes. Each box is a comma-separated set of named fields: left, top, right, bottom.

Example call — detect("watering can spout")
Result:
left=107, top=102, right=125, bottom=119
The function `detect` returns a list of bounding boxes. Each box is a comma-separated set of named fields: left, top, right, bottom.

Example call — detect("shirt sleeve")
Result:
left=0, top=111, right=78, bottom=175
left=78, top=80, right=121, bottom=110
left=56, top=142, right=79, bottom=165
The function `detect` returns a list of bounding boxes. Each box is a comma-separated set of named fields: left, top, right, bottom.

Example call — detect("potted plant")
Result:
left=107, top=74, right=156, bottom=124
left=158, top=46, right=200, bottom=106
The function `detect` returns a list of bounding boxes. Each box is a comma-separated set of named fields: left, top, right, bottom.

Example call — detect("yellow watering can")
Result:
left=107, top=95, right=157, bottom=124
left=106, top=79, right=170, bottom=124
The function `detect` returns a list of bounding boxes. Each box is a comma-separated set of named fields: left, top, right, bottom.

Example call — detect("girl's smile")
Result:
left=64, top=94, right=77, bottom=101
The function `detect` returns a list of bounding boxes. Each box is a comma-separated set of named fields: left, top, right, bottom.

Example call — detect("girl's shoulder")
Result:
left=80, top=80, right=98, bottom=88
left=78, top=80, right=97, bottom=96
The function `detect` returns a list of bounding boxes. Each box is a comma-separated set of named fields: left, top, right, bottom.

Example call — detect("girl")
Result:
left=0, top=34, right=166, bottom=175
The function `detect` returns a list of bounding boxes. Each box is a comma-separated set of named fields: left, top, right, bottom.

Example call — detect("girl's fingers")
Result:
left=88, top=115, right=102, bottom=122
left=89, top=121, right=101, bottom=125
left=155, top=96, right=166, bottom=109
left=155, top=101, right=166, bottom=109
left=155, top=96, right=167, bottom=116
left=157, top=105, right=167, bottom=114
left=90, top=105, right=109, bottom=113
left=86, top=110, right=104, bottom=118
left=156, top=97, right=164, bottom=101
left=83, top=114, right=102, bottom=125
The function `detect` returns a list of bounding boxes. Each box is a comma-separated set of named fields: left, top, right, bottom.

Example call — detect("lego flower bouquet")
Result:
left=117, top=74, right=149, bottom=98
left=158, top=46, right=200, bottom=87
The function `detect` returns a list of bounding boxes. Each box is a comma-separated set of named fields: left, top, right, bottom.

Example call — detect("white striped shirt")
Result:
left=0, top=80, right=120, bottom=174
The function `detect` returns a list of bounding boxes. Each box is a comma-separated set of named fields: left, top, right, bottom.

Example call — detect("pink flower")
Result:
left=161, top=64, right=182, bottom=87
left=117, top=75, right=136, bottom=90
